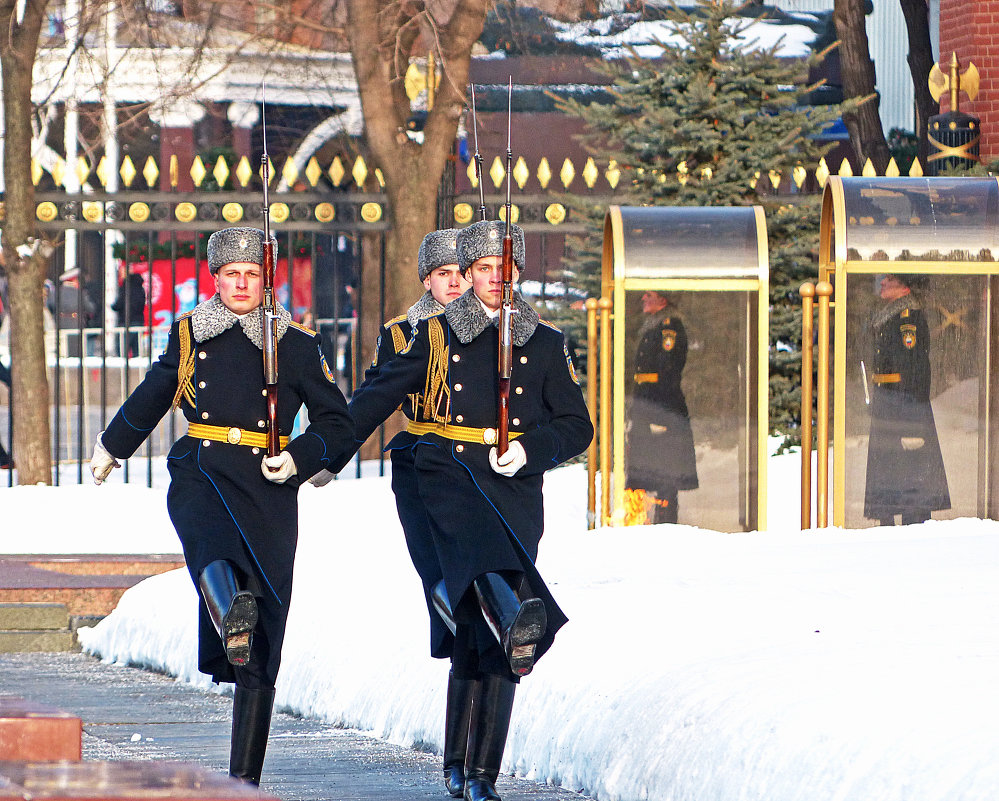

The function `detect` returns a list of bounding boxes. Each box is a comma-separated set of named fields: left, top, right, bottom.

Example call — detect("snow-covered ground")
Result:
left=4, top=453, right=999, bottom=801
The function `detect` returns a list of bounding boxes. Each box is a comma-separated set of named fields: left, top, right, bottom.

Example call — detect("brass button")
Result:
left=454, top=383, right=463, bottom=391
left=252, top=448, right=260, bottom=455
left=456, top=444, right=464, bottom=453
left=227, top=427, right=242, bottom=445
left=198, top=351, right=206, bottom=359
left=482, top=428, right=498, bottom=445
left=520, top=356, right=528, bottom=364
left=452, top=354, right=460, bottom=362
left=515, top=387, right=523, bottom=394
left=512, top=418, right=521, bottom=426
left=201, top=411, right=209, bottom=419
left=456, top=415, right=464, bottom=423
left=261, top=389, right=268, bottom=396
left=202, top=440, right=210, bottom=447
left=257, top=420, right=266, bottom=428
left=199, top=381, right=206, bottom=389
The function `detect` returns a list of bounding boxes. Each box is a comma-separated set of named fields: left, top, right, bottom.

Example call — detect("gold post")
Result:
left=799, top=282, right=815, bottom=529
left=585, top=298, right=599, bottom=530
left=815, top=281, right=833, bottom=527
left=598, top=297, right=613, bottom=526
left=949, top=51, right=960, bottom=114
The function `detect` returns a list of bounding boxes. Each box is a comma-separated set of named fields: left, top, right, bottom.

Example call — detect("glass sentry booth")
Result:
left=601, top=206, right=769, bottom=532
left=820, top=177, right=999, bottom=527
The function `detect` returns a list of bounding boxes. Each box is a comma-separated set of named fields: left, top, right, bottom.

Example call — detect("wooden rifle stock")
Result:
left=262, top=234, right=280, bottom=458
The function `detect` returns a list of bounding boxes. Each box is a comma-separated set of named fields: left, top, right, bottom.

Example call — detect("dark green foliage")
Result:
left=552, top=0, right=849, bottom=447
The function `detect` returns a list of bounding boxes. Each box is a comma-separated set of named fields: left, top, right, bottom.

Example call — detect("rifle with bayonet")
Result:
left=469, top=84, right=488, bottom=222
left=497, top=77, right=515, bottom=457
left=260, top=85, right=281, bottom=459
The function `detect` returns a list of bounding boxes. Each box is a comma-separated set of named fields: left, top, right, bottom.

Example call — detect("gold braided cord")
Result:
left=171, top=319, right=197, bottom=410
left=422, top=317, right=450, bottom=423
left=390, top=324, right=408, bottom=354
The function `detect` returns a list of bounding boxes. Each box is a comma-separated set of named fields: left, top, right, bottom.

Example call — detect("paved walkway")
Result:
left=0, top=652, right=591, bottom=801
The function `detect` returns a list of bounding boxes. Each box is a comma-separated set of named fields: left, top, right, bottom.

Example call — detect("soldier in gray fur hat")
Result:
left=314, top=226, right=475, bottom=795
left=89, top=225, right=354, bottom=787
left=341, top=217, right=592, bottom=801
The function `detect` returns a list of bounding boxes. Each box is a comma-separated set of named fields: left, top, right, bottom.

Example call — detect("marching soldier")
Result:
left=339, top=219, right=593, bottom=801
left=316, top=228, right=476, bottom=796
left=626, top=290, right=698, bottom=524
left=864, top=274, right=950, bottom=525
left=89, top=226, right=354, bottom=786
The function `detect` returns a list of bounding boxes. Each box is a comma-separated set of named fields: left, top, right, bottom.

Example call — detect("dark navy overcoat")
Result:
left=102, top=298, right=353, bottom=684
left=346, top=290, right=593, bottom=667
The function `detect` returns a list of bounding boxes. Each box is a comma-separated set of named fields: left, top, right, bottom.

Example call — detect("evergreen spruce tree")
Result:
left=556, top=0, right=849, bottom=446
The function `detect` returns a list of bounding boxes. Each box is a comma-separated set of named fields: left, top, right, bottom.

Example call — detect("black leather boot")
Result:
left=432, top=579, right=457, bottom=636
left=463, top=673, right=516, bottom=801
left=198, top=560, right=258, bottom=666
left=443, top=669, right=476, bottom=798
left=229, top=686, right=274, bottom=786
left=473, top=573, right=546, bottom=677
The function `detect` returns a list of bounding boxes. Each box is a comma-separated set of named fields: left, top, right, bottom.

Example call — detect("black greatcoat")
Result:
left=864, top=296, right=950, bottom=521
left=627, top=311, right=698, bottom=496
left=346, top=289, right=593, bottom=670
left=102, top=295, right=354, bottom=685
left=369, top=291, right=453, bottom=658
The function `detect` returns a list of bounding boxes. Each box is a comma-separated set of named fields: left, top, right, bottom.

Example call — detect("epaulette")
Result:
left=288, top=320, right=317, bottom=335
left=538, top=319, right=563, bottom=333
left=385, top=313, right=408, bottom=327
left=901, top=308, right=910, bottom=318
left=177, top=310, right=194, bottom=321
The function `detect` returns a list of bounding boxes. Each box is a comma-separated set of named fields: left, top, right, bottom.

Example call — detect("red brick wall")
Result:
left=938, top=0, right=999, bottom=163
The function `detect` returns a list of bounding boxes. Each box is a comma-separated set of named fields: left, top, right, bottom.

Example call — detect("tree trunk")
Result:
left=833, top=0, right=892, bottom=171
left=345, top=0, right=487, bottom=365
left=898, top=0, right=938, bottom=164
left=0, top=0, right=52, bottom=485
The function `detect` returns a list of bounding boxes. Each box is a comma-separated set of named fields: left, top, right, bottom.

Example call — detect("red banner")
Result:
left=124, top=256, right=314, bottom=327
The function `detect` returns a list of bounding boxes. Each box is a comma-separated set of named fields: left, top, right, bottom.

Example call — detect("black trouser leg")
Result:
left=198, top=560, right=258, bottom=666
left=463, top=673, right=516, bottom=801
left=443, top=668, right=477, bottom=798
left=229, top=685, right=274, bottom=786
left=473, top=573, right=546, bottom=677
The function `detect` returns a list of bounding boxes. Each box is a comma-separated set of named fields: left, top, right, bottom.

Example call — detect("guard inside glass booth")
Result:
left=602, top=205, right=769, bottom=532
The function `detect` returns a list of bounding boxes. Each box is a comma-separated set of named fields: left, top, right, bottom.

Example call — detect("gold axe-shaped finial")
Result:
left=929, top=52, right=979, bottom=112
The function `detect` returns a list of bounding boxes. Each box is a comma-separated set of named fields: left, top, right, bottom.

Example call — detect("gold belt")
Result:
left=407, top=420, right=524, bottom=446
left=188, top=422, right=289, bottom=449
left=872, top=373, right=901, bottom=384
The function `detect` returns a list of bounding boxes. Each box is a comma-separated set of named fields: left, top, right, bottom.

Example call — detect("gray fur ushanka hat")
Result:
left=456, top=220, right=525, bottom=273
left=207, top=227, right=275, bottom=275
left=417, top=228, right=460, bottom=281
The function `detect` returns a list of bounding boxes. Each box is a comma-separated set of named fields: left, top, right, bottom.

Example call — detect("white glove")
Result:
left=90, top=433, right=121, bottom=485
left=488, top=440, right=526, bottom=477
left=261, top=451, right=298, bottom=483
left=900, top=437, right=925, bottom=451
left=309, top=468, right=335, bottom=487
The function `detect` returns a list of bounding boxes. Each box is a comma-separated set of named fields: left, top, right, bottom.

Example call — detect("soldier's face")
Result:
left=423, top=263, right=470, bottom=306
left=215, top=262, right=263, bottom=315
left=469, top=255, right=519, bottom=311
left=641, top=291, right=668, bottom=314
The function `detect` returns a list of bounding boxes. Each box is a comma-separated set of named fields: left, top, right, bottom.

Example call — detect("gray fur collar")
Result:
left=190, top=294, right=291, bottom=349
left=871, top=294, right=918, bottom=330
left=444, top=288, right=539, bottom=346
left=407, top=291, right=444, bottom=330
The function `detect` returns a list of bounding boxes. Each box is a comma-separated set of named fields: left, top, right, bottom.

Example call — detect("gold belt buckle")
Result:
left=226, top=427, right=242, bottom=445
left=482, top=427, right=497, bottom=445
